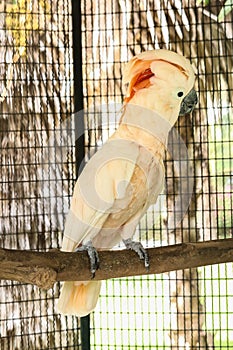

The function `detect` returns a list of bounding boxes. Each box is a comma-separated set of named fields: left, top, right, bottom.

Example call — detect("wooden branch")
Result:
left=1, top=238, right=233, bottom=290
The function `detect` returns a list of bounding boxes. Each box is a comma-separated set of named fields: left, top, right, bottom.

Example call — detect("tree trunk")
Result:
left=162, top=0, right=232, bottom=345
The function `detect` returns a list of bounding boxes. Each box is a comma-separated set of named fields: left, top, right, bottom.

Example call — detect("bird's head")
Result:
left=123, top=49, right=196, bottom=125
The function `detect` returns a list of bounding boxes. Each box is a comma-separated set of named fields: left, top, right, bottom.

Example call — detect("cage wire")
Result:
left=0, top=0, right=81, bottom=349
left=0, top=0, right=233, bottom=349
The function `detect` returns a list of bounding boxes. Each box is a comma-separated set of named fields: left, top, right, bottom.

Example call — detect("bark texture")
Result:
left=0, top=238, right=233, bottom=289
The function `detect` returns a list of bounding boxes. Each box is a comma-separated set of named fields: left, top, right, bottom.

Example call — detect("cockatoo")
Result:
left=57, top=49, right=196, bottom=317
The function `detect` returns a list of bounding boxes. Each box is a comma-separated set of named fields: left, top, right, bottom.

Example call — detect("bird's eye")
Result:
left=177, top=91, right=184, bottom=98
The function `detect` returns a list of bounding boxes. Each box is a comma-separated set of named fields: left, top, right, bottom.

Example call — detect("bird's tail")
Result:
left=57, top=280, right=101, bottom=317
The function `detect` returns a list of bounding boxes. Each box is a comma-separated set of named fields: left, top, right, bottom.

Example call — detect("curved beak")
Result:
left=179, top=89, right=198, bottom=116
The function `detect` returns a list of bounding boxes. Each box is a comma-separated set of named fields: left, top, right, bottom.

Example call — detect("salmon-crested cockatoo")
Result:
left=57, top=49, right=197, bottom=317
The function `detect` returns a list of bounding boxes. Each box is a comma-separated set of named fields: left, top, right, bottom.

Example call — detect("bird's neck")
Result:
left=126, top=89, right=180, bottom=126
left=111, top=103, right=171, bottom=157
left=121, top=103, right=171, bottom=142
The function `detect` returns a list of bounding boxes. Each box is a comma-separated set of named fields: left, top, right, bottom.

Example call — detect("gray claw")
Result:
left=75, top=241, right=99, bottom=278
left=123, top=238, right=149, bottom=268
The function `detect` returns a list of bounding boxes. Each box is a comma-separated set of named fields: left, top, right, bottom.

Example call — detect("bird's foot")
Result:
left=75, top=241, right=99, bottom=278
left=123, top=238, right=149, bottom=269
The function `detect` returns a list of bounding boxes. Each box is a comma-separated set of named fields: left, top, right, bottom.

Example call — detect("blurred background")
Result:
left=0, top=0, right=232, bottom=349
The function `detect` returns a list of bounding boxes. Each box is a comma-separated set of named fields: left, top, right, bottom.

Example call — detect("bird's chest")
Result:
left=104, top=145, right=165, bottom=228
left=130, top=146, right=165, bottom=208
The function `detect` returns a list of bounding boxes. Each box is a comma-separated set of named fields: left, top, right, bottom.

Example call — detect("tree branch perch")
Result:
left=1, top=238, right=233, bottom=290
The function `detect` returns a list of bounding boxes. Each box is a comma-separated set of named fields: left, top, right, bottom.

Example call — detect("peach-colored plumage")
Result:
left=57, top=49, right=195, bottom=317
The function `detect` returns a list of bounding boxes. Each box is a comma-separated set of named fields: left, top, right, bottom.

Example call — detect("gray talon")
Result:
left=75, top=241, right=99, bottom=278
left=123, top=238, right=149, bottom=268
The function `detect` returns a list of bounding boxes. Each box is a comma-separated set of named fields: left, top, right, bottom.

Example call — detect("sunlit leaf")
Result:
left=196, top=0, right=209, bottom=5
left=218, top=0, right=233, bottom=21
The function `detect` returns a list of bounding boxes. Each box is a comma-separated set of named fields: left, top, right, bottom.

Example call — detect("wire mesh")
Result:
left=0, top=0, right=232, bottom=349
left=80, top=0, right=233, bottom=349
left=0, top=0, right=81, bottom=349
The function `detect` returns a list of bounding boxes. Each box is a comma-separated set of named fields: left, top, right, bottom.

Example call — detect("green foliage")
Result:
left=5, top=0, right=50, bottom=57
left=196, top=0, right=233, bottom=21
left=218, top=0, right=233, bottom=21
left=200, top=264, right=233, bottom=347
left=196, top=0, right=209, bottom=5
left=208, top=111, right=233, bottom=236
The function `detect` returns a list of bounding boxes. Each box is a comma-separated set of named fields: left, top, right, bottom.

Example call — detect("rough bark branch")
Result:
left=1, top=238, right=233, bottom=290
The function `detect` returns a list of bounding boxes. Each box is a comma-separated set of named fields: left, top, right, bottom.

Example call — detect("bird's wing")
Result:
left=61, top=137, right=140, bottom=251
